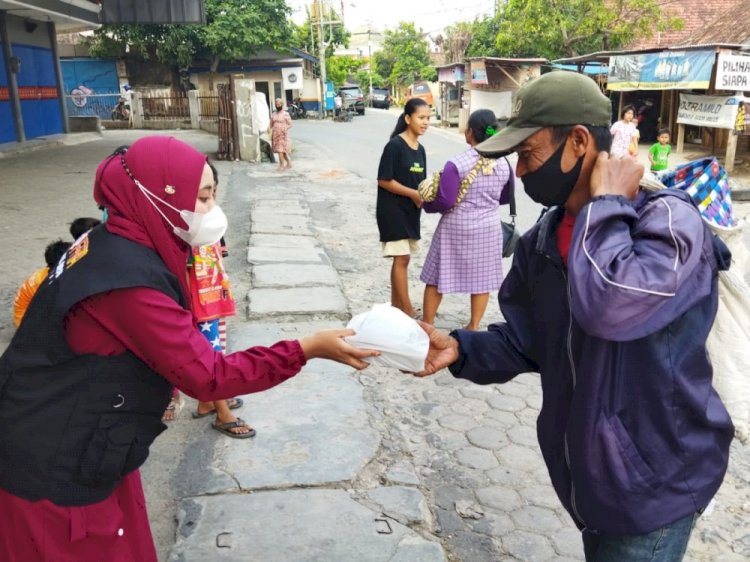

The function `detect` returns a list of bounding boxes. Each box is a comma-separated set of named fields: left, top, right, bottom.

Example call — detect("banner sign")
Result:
left=471, top=60, right=488, bottom=85
left=281, top=67, right=304, bottom=90
left=608, top=50, right=715, bottom=91
left=715, top=53, right=750, bottom=91
left=677, top=93, right=742, bottom=129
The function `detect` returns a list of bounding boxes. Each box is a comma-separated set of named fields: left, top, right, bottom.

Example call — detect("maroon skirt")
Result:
left=0, top=470, right=157, bottom=561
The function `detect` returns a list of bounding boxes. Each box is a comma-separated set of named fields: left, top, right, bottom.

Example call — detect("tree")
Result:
left=493, top=0, right=683, bottom=59
left=89, top=0, right=293, bottom=72
left=354, top=67, right=386, bottom=90
left=326, top=55, right=364, bottom=89
left=375, top=22, right=434, bottom=87
left=439, top=22, right=473, bottom=64
left=465, top=15, right=501, bottom=57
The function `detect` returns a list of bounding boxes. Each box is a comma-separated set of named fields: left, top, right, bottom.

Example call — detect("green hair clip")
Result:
left=485, top=126, right=497, bottom=136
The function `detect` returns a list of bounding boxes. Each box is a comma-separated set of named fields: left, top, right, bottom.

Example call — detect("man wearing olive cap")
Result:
left=415, top=71, right=733, bottom=561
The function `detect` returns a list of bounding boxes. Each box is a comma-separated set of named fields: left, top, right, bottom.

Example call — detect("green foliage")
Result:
left=326, top=55, right=364, bottom=89
left=373, top=50, right=395, bottom=86
left=493, top=0, right=684, bottom=59
left=202, top=0, right=292, bottom=64
left=355, top=68, right=386, bottom=90
left=88, top=0, right=293, bottom=70
left=419, top=66, right=438, bottom=82
left=465, top=15, right=501, bottom=57
left=375, top=22, right=434, bottom=87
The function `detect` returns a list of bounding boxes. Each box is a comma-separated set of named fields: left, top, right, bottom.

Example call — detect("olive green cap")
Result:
left=476, top=71, right=611, bottom=156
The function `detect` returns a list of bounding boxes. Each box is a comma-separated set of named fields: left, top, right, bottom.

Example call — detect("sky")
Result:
left=287, top=0, right=498, bottom=36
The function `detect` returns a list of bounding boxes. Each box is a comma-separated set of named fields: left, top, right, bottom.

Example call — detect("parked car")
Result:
left=338, top=86, right=365, bottom=115
left=370, top=87, right=390, bottom=109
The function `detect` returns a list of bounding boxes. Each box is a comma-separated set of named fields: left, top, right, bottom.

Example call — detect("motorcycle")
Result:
left=111, top=97, right=131, bottom=121
left=288, top=100, right=306, bottom=120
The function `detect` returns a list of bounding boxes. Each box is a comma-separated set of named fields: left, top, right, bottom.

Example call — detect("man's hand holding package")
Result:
left=414, top=321, right=460, bottom=377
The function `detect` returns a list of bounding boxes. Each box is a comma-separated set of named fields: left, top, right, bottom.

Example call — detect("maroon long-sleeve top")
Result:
left=0, top=287, right=307, bottom=561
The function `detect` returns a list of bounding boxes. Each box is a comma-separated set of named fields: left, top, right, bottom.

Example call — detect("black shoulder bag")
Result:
left=501, top=158, right=520, bottom=257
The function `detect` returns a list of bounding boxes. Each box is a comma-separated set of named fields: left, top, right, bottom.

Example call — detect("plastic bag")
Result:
left=345, top=304, right=429, bottom=372
left=641, top=161, right=749, bottom=442
left=705, top=219, right=750, bottom=444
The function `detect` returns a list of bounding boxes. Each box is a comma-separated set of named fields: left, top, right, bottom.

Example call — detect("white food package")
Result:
left=345, top=303, right=429, bottom=372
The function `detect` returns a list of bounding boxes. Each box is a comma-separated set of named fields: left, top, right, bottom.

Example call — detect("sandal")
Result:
left=162, top=396, right=183, bottom=422
left=192, top=397, right=244, bottom=419
left=212, top=418, right=256, bottom=439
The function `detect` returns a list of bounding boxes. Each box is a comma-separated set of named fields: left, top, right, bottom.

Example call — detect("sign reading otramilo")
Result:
left=715, top=53, right=750, bottom=91
left=677, top=94, right=742, bottom=129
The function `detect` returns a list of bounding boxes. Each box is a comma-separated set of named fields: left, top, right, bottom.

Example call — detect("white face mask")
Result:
left=133, top=178, right=228, bottom=248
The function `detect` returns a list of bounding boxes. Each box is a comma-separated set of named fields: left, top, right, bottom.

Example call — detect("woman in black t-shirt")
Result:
left=376, top=98, right=431, bottom=318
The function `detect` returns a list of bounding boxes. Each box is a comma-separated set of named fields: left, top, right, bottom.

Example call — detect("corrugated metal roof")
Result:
left=465, top=57, right=548, bottom=64
left=434, top=63, right=466, bottom=70
left=290, top=48, right=318, bottom=65
left=553, top=43, right=746, bottom=64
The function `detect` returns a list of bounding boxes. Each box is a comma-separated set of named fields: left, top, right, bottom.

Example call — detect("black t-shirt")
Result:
left=376, top=135, right=426, bottom=242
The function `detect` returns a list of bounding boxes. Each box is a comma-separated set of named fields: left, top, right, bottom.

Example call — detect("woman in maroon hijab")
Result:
left=0, top=136, right=376, bottom=561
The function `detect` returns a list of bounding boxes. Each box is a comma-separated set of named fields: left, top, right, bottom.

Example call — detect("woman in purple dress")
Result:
left=420, top=110, right=514, bottom=330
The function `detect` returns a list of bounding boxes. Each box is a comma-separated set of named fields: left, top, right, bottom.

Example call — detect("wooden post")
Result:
left=676, top=123, right=685, bottom=154
left=725, top=130, right=738, bottom=173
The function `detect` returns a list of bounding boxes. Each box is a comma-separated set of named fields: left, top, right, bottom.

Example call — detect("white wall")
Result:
left=469, top=90, right=513, bottom=121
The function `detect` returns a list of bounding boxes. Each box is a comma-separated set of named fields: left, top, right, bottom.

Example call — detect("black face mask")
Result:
left=522, top=140, right=584, bottom=207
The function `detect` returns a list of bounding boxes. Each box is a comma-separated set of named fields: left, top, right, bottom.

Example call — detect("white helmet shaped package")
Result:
left=345, top=303, right=429, bottom=372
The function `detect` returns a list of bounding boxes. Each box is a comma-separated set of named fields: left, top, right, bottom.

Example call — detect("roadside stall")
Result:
left=464, top=57, right=547, bottom=129
left=555, top=45, right=749, bottom=172
left=435, top=63, right=465, bottom=127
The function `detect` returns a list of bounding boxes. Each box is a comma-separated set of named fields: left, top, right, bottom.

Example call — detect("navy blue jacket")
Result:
left=450, top=190, right=734, bottom=534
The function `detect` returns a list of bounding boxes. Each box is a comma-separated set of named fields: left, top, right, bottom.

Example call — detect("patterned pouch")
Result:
left=659, top=157, right=734, bottom=228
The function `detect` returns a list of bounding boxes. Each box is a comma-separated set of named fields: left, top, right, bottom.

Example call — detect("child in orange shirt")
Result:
left=13, top=240, right=71, bottom=327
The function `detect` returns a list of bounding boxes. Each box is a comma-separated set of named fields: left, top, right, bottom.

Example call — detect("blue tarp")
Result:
left=549, top=63, right=608, bottom=76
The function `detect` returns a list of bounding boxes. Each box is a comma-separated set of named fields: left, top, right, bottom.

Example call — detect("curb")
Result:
left=0, top=132, right=103, bottom=159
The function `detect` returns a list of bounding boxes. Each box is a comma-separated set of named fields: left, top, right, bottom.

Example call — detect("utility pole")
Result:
left=316, top=0, right=328, bottom=119
left=367, top=26, right=373, bottom=107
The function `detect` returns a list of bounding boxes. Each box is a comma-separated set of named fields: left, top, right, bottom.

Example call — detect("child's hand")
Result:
left=300, top=330, right=379, bottom=370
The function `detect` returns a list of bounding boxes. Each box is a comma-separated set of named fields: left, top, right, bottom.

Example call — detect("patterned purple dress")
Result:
left=420, top=148, right=511, bottom=294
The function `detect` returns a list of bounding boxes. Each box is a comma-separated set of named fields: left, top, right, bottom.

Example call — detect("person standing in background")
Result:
left=376, top=98, right=431, bottom=318
left=420, top=109, right=514, bottom=330
left=610, top=105, right=638, bottom=158
left=270, top=98, right=293, bottom=171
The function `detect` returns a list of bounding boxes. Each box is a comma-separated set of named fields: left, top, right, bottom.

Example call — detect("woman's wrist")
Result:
left=298, top=334, right=320, bottom=360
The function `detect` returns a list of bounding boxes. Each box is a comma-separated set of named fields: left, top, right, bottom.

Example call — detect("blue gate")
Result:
left=1, top=44, right=64, bottom=142
left=14, top=44, right=63, bottom=139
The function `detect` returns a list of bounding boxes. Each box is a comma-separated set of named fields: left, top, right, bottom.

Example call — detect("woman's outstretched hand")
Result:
left=414, top=321, right=460, bottom=377
left=300, top=329, right=379, bottom=370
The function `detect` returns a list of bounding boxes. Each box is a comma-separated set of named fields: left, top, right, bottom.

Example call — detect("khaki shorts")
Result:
left=382, top=239, right=420, bottom=257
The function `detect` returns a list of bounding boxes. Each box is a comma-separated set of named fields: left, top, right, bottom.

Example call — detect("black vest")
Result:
left=0, top=226, right=186, bottom=506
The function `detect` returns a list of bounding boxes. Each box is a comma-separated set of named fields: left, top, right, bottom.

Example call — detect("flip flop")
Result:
left=212, top=418, right=256, bottom=439
left=162, top=396, right=183, bottom=422
left=192, top=397, right=244, bottom=419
